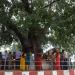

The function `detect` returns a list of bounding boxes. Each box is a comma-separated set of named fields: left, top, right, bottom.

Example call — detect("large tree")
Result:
left=0, top=0, right=75, bottom=52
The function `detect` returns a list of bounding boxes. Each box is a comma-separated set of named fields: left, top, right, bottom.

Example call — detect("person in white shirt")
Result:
left=29, top=53, right=35, bottom=70
left=15, top=50, right=21, bottom=69
left=2, top=50, right=8, bottom=70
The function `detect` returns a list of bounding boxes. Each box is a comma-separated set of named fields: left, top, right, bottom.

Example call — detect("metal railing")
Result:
left=0, top=59, right=74, bottom=71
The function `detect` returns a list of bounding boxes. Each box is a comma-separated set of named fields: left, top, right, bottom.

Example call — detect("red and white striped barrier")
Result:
left=0, top=69, right=75, bottom=75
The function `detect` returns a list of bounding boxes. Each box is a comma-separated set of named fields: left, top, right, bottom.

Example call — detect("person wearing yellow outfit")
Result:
left=20, top=52, right=26, bottom=71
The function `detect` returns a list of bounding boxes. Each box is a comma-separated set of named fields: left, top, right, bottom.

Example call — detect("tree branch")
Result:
left=42, top=0, right=60, bottom=9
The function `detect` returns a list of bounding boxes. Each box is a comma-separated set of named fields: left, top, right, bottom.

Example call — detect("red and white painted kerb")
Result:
left=0, top=69, right=75, bottom=75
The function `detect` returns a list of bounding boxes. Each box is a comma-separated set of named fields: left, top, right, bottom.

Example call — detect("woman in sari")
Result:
left=54, top=48, right=61, bottom=70
left=35, top=53, right=42, bottom=70
left=20, top=52, right=26, bottom=71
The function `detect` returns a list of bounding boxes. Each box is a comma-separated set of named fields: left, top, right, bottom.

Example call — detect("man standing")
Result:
left=2, top=50, right=8, bottom=70
left=15, top=50, right=21, bottom=70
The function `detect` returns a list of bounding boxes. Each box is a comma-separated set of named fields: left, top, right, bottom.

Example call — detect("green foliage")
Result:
left=0, top=0, right=75, bottom=51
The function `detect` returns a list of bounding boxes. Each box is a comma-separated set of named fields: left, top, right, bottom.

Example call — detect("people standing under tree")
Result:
left=20, top=52, right=26, bottom=71
left=2, top=50, right=8, bottom=70
left=51, top=49, right=56, bottom=70
left=0, top=52, right=2, bottom=70
left=42, top=54, right=49, bottom=70
left=61, top=50, right=68, bottom=70
left=48, top=51, right=54, bottom=70
left=15, top=50, right=21, bottom=70
left=54, top=48, right=61, bottom=70
left=26, top=48, right=30, bottom=70
left=61, top=50, right=65, bottom=70
left=35, top=53, right=42, bottom=70
left=12, top=52, right=16, bottom=70
left=8, top=52, right=13, bottom=70
left=46, top=52, right=50, bottom=70
left=29, top=52, right=35, bottom=70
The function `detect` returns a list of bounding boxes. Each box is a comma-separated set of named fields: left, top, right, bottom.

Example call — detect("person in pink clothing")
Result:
left=54, top=48, right=61, bottom=70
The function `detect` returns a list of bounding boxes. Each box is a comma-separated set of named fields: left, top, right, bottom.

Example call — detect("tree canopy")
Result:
left=0, top=0, right=75, bottom=52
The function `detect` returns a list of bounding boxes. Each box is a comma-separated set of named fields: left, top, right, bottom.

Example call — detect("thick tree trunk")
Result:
left=28, top=28, right=42, bottom=54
